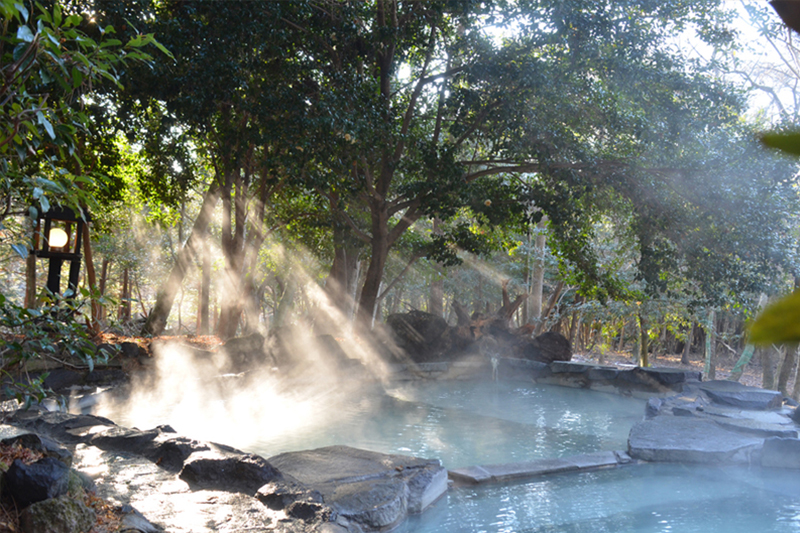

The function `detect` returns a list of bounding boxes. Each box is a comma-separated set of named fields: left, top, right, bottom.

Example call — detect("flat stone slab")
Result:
left=268, top=445, right=447, bottom=530
left=628, top=416, right=763, bottom=463
left=448, top=450, right=631, bottom=485
left=697, top=381, right=783, bottom=410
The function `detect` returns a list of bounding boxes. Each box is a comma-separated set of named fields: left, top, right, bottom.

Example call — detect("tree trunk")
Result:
left=142, top=183, right=221, bottom=336
left=535, top=281, right=564, bottom=335
left=704, top=309, right=716, bottom=380
left=528, top=217, right=547, bottom=325
left=429, top=218, right=444, bottom=318
left=98, top=258, right=110, bottom=321
left=118, top=267, right=130, bottom=322
left=198, top=234, right=211, bottom=335
left=681, top=322, right=694, bottom=365
left=762, top=346, right=779, bottom=390
left=638, top=313, right=649, bottom=367
left=357, top=207, right=390, bottom=327
left=81, top=223, right=99, bottom=334
left=617, top=321, right=625, bottom=352
left=24, top=219, right=40, bottom=308
left=777, top=346, right=798, bottom=396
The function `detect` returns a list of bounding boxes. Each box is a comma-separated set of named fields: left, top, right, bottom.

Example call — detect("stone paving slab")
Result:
left=448, top=450, right=630, bottom=485
left=628, top=416, right=763, bottom=463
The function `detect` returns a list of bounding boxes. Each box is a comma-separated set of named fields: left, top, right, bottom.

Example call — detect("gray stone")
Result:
left=6, top=457, right=71, bottom=508
left=268, top=445, right=446, bottom=528
left=323, top=477, right=408, bottom=529
left=256, top=479, right=323, bottom=510
left=698, top=381, right=783, bottom=410
left=550, top=361, right=591, bottom=374
left=628, top=416, right=763, bottom=463
left=792, top=407, right=800, bottom=424
left=179, top=450, right=282, bottom=493
left=645, top=397, right=663, bottom=419
left=19, top=495, right=95, bottom=533
left=1, top=433, right=73, bottom=467
left=761, top=437, right=800, bottom=469
left=620, top=367, right=701, bottom=388
left=587, top=366, right=621, bottom=381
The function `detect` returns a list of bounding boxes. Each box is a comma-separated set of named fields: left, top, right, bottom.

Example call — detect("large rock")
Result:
left=525, top=331, right=572, bottom=364
left=697, top=381, right=783, bottom=410
left=6, top=457, right=71, bottom=508
left=628, top=416, right=763, bottom=463
left=386, top=311, right=451, bottom=362
left=179, top=450, right=283, bottom=493
left=268, top=445, right=447, bottom=531
left=19, top=495, right=95, bottom=533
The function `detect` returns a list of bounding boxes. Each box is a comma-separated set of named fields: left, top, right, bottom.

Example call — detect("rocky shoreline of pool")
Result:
left=2, top=359, right=800, bottom=533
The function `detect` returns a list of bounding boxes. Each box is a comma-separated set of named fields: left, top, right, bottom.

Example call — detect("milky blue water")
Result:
left=248, top=380, right=645, bottom=468
left=397, top=463, right=800, bottom=533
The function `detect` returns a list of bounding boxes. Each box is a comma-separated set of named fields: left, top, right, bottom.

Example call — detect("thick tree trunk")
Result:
left=358, top=206, right=390, bottom=327
left=681, top=322, right=694, bottom=364
left=534, top=281, right=564, bottom=336
left=704, top=309, right=717, bottom=380
left=198, top=235, right=211, bottom=335
left=24, top=219, right=40, bottom=308
left=142, top=183, right=220, bottom=336
left=763, top=346, right=780, bottom=390
left=777, top=346, right=798, bottom=396
left=528, top=217, right=547, bottom=325
left=82, top=223, right=99, bottom=334
left=638, top=313, right=649, bottom=367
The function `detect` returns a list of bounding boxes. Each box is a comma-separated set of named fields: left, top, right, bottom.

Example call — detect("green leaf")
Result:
left=37, top=112, right=55, bottom=139
left=39, top=195, right=50, bottom=212
left=16, top=25, right=34, bottom=42
left=10, top=243, right=28, bottom=259
left=32, top=186, right=43, bottom=199
left=71, top=66, right=83, bottom=89
left=749, top=290, right=800, bottom=344
left=760, top=132, right=800, bottom=156
left=14, top=3, right=28, bottom=22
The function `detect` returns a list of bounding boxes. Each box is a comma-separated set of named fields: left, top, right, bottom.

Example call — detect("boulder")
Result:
left=526, top=331, right=572, bottom=364
left=268, top=445, right=447, bottom=530
left=19, top=495, right=95, bottom=533
left=6, top=457, right=71, bottom=508
left=221, top=332, right=272, bottom=372
left=179, top=450, right=282, bottom=493
left=628, top=416, right=762, bottom=463
left=386, top=311, right=451, bottom=362
left=1, top=433, right=73, bottom=467
left=697, top=381, right=783, bottom=410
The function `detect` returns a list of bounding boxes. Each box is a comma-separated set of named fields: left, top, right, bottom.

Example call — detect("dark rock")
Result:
left=40, top=368, right=83, bottom=392
left=550, top=361, right=590, bottom=374
left=628, top=416, right=762, bottom=464
left=90, top=426, right=208, bottom=472
left=19, top=495, right=95, bottom=533
left=620, top=367, right=701, bottom=389
left=120, top=341, right=147, bottom=358
left=256, top=480, right=323, bottom=510
left=84, top=368, right=128, bottom=385
left=6, top=457, right=70, bottom=508
left=645, top=397, right=663, bottom=419
left=698, top=381, right=783, bottom=410
left=286, top=500, right=331, bottom=522
left=386, top=311, right=451, bottom=362
left=268, top=445, right=447, bottom=527
left=528, top=332, right=572, bottom=363
left=1, top=433, right=73, bottom=467
left=179, top=451, right=282, bottom=493
left=761, top=437, right=800, bottom=469
left=221, top=332, right=271, bottom=372
left=791, top=407, right=800, bottom=424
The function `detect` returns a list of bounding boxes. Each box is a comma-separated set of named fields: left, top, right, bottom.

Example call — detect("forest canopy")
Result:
left=2, top=0, right=800, bottom=392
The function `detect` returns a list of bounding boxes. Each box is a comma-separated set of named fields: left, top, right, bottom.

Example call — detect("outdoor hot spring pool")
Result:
left=86, top=378, right=800, bottom=532
left=395, top=462, right=800, bottom=533
left=91, top=379, right=645, bottom=468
